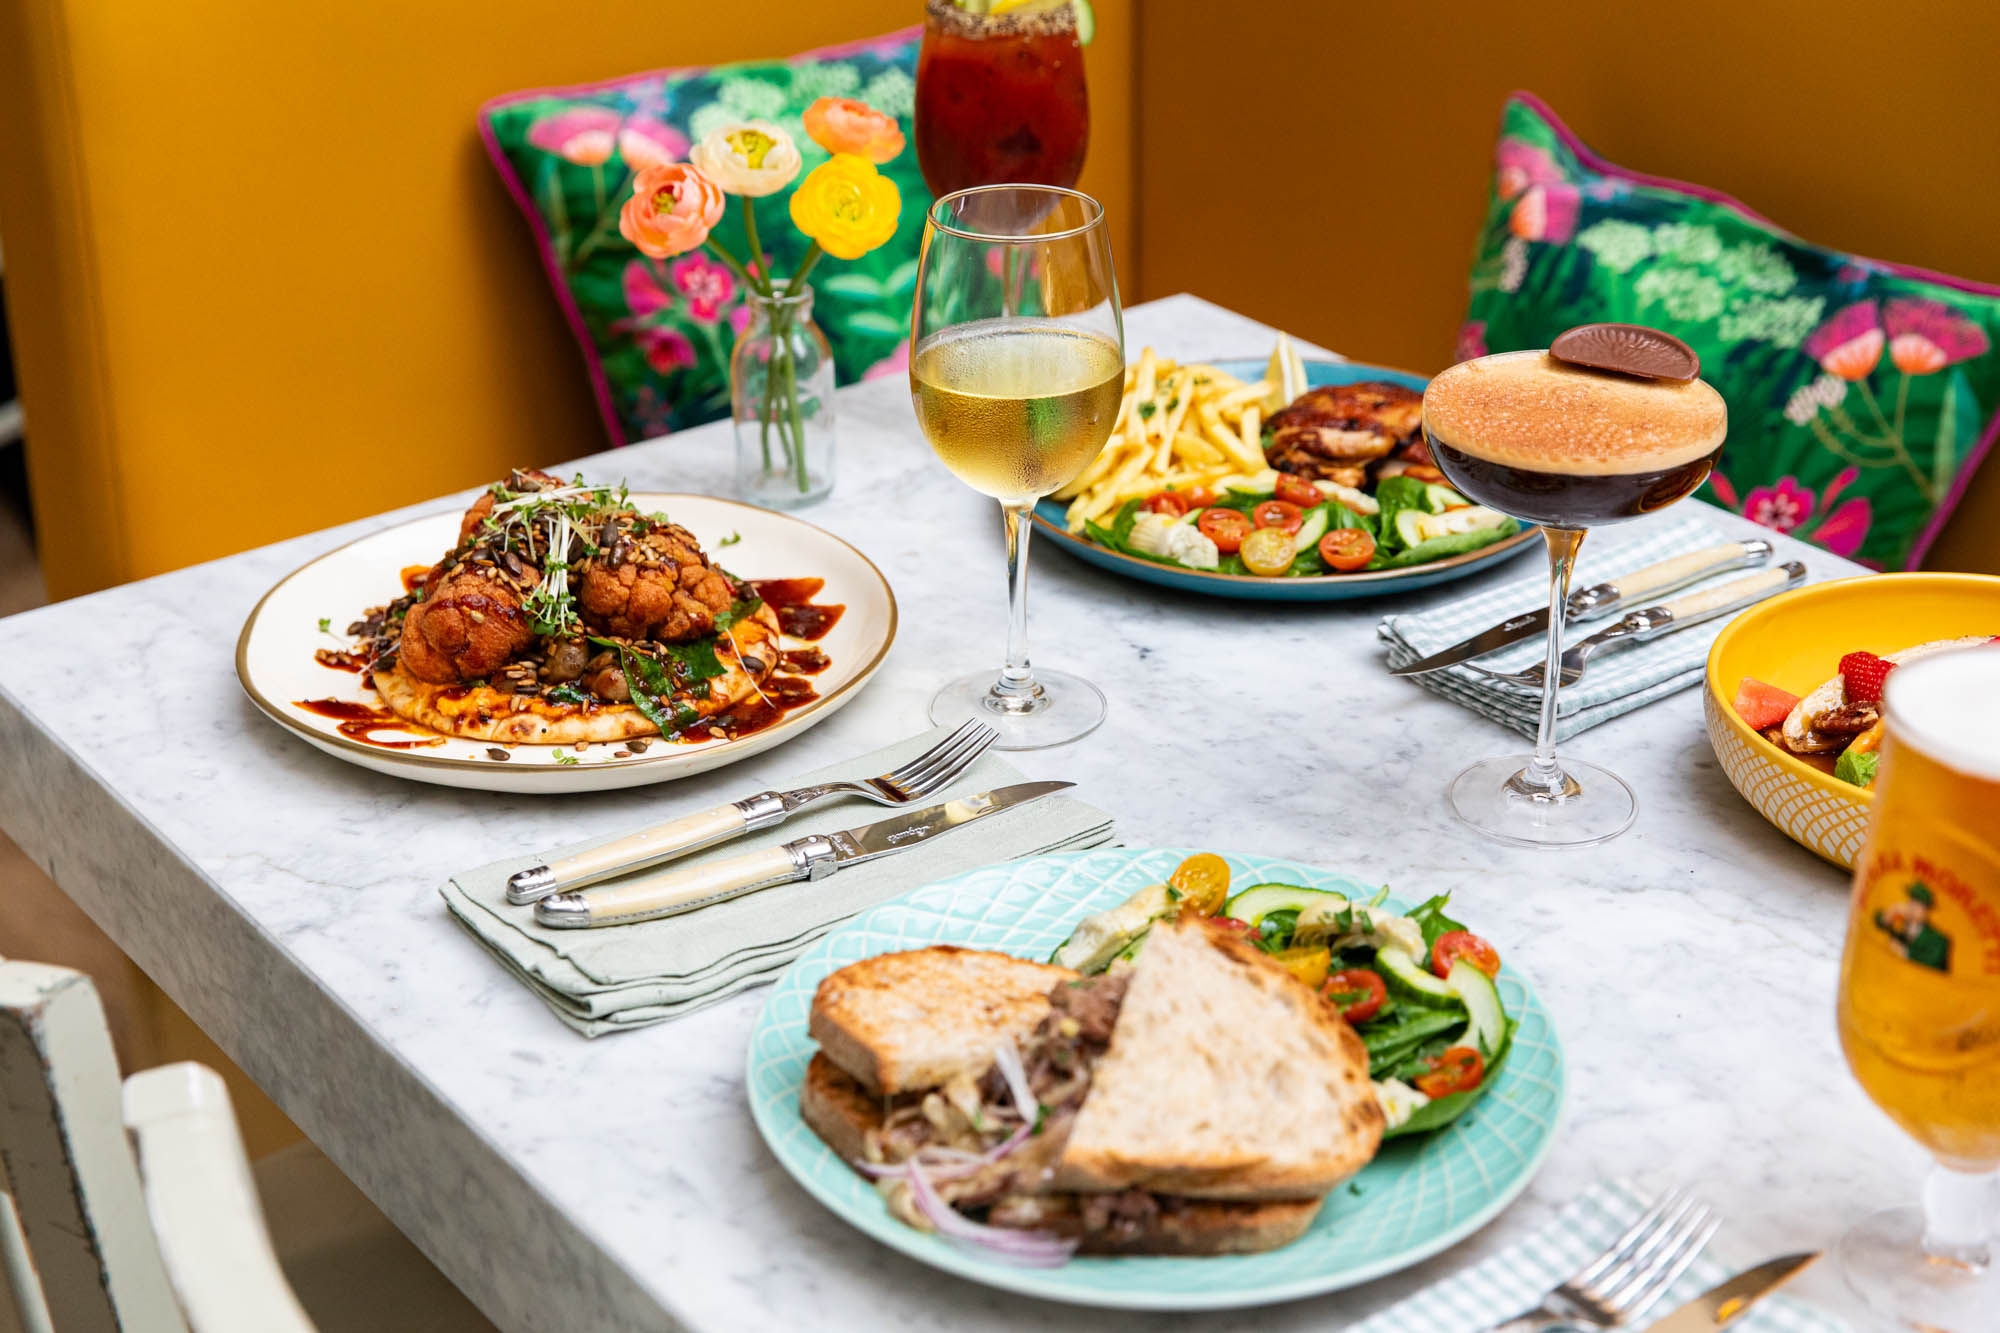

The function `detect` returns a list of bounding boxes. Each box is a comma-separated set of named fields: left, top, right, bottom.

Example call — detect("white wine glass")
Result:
left=909, top=185, right=1123, bottom=749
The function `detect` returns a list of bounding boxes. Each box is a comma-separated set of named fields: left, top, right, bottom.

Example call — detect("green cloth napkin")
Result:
left=1379, top=516, right=1751, bottom=740
left=440, top=726, right=1115, bottom=1035
left=1351, top=1179, right=1844, bottom=1332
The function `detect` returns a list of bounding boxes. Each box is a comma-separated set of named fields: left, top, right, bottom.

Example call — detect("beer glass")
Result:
left=1835, top=646, right=2000, bottom=1326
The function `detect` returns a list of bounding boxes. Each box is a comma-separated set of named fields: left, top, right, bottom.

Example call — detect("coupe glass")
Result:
left=914, top=0, right=1090, bottom=197
left=1421, top=346, right=1726, bottom=847
left=909, top=185, right=1122, bottom=749
left=1834, top=647, right=2000, bottom=1328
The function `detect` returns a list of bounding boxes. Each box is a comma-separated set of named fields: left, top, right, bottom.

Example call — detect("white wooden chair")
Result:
left=0, top=961, right=497, bottom=1333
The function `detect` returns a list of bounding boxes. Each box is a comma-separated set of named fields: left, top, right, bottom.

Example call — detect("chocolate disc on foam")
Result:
left=1550, top=324, right=1700, bottom=382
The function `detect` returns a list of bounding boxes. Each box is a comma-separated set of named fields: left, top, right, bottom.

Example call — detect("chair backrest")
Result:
left=0, top=960, right=317, bottom=1333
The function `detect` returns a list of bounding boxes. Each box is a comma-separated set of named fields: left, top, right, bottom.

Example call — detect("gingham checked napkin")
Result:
left=1349, top=1180, right=1844, bottom=1333
left=1379, top=517, right=1755, bottom=741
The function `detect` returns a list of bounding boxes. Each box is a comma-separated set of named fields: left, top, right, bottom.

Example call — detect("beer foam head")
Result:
left=1423, top=350, right=1728, bottom=475
left=1885, top=646, right=2000, bottom=780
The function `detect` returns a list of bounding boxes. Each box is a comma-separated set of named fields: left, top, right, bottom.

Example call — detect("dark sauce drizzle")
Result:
left=292, top=698, right=445, bottom=750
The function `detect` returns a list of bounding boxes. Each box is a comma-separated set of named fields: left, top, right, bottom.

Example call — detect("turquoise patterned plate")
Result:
left=745, top=848, right=1566, bottom=1310
left=1031, top=360, right=1541, bottom=602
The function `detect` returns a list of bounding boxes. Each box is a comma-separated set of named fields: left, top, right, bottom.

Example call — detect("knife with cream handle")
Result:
left=1390, top=538, right=1773, bottom=676
left=506, top=799, right=780, bottom=904
left=534, top=782, right=1073, bottom=928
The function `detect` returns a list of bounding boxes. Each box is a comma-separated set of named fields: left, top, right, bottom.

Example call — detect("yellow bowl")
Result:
left=1704, top=571, right=2000, bottom=868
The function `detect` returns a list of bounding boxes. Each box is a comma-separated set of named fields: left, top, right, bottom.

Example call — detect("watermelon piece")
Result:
left=1734, top=677, right=1801, bottom=730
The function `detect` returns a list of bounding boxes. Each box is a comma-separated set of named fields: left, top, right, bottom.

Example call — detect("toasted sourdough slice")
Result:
left=1054, top=919, right=1384, bottom=1200
left=800, top=1053, right=1322, bottom=1255
left=809, top=947, right=1077, bottom=1096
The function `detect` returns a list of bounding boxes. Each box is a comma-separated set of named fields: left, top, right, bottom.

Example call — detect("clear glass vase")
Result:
left=731, top=286, right=835, bottom=507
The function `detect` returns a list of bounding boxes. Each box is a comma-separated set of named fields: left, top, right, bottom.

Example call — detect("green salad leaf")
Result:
left=1405, top=894, right=1467, bottom=952
left=1382, top=1019, right=1517, bottom=1140
left=1834, top=749, right=1879, bottom=787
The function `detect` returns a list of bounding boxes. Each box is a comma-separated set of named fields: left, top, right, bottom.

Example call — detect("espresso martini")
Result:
left=1422, top=349, right=1727, bottom=528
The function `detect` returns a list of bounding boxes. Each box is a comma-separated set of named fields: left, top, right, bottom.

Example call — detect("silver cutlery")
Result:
left=1391, top=539, right=1773, bottom=676
left=1484, top=1188, right=1721, bottom=1332
left=534, top=780, right=1071, bottom=928
left=1644, top=1251, right=1818, bottom=1332
left=1465, top=563, right=1805, bottom=691
left=505, top=721, right=998, bottom=904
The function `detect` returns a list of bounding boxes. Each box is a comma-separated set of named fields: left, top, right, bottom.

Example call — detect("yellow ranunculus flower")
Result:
left=787, top=154, right=901, bottom=261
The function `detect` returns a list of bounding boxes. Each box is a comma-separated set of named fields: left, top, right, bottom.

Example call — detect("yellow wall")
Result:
left=1133, top=0, right=2000, bottom=571
left=0, top=0, right=1134, bottom=600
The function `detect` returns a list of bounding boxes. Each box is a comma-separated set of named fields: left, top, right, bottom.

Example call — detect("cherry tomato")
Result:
left=1274, top=473, right=1322, bottom=507
left=1167, top=852, right=1232, bottom=918
left=1269, top=945, right=1332, bottom=990
left=1198, top=507, right=1253, bottom=555
left=1318, top=528, right=1377, bottom=572
left=1205, top=916, right=1254, bottom=936
left=1321, top=969, right=1387, bottom=1023
left=1146, top=491, right=1192, bottom=518
left=1414, top=1046, right=1485, bottom=1098
left=1239, top=527, right=1297, bottom=576
left=1185, top=487, right=1218, bottom=508
left=1431, top=930, right=1501, bottom=979
left=1252, top=500, right=1305, bottom=534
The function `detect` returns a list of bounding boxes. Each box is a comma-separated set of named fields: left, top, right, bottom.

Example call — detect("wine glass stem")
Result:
left=1522, top=526, right=1585, bottom=797
left=1921, top=1162, right=1997, bottom=1269
left=995, top=503, right=1039, bottom=707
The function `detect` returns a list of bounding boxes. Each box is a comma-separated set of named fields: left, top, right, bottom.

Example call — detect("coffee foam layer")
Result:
left=1423, top=350, right=1728, bottom=475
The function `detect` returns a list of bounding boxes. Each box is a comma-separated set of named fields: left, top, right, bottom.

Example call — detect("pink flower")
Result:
left=618, top=117, right=691, bottom=172
left=1742, top=476, right=1817, bottom=534
left=1455, top=321, right=1488, bottom=362
left=1809, top=493, right=1872, bottom=557
left=863, top=342, right=911, bottom=381
left=1508, top=184, right=1579, bottom=243
left=634, top=325, right=696, bottom=374
left=1494, top=138, right=1564, bottom=200
left=1707, top=471, right=1740, bottom=509
left=528, top=107, right=623, bottom=165
left=669, top=253, right=736, bottom=323
left=620, top=261, right=673, bottom=319
left=729, top=303, right=754, bottom=339
left=1882, top=297, right=1990, bottom=375
left=1804, top=300, right=1884, bottom=380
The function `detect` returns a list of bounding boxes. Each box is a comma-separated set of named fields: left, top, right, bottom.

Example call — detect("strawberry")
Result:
left=1840, top=650, right=1894, bottom=704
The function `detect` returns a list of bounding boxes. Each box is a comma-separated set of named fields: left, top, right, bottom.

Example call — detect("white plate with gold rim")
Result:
left=235, top=493, right=896, bottom=793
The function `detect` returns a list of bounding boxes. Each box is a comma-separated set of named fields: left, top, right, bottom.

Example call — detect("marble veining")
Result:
left=0, top=296, right=1907, bottom=1330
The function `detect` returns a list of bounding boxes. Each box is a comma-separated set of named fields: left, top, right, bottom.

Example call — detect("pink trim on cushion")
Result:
left=478, top=26, right=924, bottom=447
left=1506, top=90, right=2000, bottom=568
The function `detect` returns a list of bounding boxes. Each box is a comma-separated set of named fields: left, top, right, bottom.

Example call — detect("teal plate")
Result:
left=1032, top=360, right=1540, bottom=601
left=746, top=847, right=1566, bottom=1311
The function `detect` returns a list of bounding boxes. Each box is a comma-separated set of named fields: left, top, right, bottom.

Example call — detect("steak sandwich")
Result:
left=800, top=919, right=1385, bottom=1257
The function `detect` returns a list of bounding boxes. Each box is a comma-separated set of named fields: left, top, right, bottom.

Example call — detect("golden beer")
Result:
left=1837, top=647, right=2000, bottom=1170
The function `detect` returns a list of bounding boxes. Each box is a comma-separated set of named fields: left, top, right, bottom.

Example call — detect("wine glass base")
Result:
left=1838, top=1204, right=1998, bottom=1331
left=1447, top=755, right=1636, bottom=848
left=928, top=668, right=1106, bottom=751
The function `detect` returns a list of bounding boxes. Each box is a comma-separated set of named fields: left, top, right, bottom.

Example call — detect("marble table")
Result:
left=0, top=295, right=1905, bottom=1331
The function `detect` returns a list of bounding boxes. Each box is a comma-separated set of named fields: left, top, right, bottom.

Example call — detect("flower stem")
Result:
left=741, top=196, right=765, bottom=290
left=704, top=235, right=763, bottom=295
left=786, top=242, right=825, bottom=298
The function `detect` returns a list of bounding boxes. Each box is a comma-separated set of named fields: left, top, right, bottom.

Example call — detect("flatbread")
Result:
left=371, top=604, right=783, bottom=744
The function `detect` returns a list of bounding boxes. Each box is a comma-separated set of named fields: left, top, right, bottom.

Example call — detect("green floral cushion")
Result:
left=481, top=30, right=927, bottom=445
left=1463, top=93, right=2000, bottom=569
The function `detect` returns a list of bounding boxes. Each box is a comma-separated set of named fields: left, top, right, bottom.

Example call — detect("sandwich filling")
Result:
left=862, top=971, right=1172, bottom=1243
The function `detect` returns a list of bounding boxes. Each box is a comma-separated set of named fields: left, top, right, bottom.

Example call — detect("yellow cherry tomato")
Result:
left=1239, top=526, right=1296, bottom=576
left=1269, top=945, right=1332, bottom=990
left=1167, top=853, right=1232, bottom=917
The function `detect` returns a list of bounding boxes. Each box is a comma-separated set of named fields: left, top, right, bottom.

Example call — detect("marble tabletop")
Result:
left=0, top=295, right=1909, bottom=1331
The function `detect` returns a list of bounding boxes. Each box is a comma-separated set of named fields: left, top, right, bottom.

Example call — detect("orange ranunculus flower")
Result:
left=618, top=164, right=726, bottom=259
left=788, top=154, right=902, bottom=261
left=802, top=97, right=905, bottom=164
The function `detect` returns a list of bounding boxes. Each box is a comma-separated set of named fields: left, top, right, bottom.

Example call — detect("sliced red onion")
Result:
left=905, top=1157, right=1077, bottom=1267
left=855, top=1122, right=1031, bottom=1181
left=991, top=1039, right=1040, bottom=1125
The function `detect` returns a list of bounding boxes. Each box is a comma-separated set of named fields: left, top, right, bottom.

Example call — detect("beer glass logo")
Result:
left=1873, top=881, right=1953, bottom=973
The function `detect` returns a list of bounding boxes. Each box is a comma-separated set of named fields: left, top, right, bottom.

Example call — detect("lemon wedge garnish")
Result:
left=1261, top=333, right=1308, bottom=415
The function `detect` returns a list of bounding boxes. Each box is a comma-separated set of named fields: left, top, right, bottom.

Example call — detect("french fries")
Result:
left=1057, top=349, right=1277, bottom=532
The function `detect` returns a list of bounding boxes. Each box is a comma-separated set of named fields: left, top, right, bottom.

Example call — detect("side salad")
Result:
left=1050, top=853, right=1514, bottom=1137
left=1085, top=473, right=1519, bottom=579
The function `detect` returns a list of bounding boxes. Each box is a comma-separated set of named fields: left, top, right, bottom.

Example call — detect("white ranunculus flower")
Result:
left=690, top=120, right=803, bottom=198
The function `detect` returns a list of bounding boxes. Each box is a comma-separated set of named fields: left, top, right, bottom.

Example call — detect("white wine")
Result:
left=911, top=321, right=1123, bottom=505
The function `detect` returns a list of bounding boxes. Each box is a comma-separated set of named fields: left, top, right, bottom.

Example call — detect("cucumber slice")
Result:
left=1421, top=482, right=1468, bottom=512
left=1223, top=884, right=1346, bottom=926
left=1393, top=508, right=1429, bottom=549
left=1446, top=960, right=1507, bottom=1058
left=1377, top=945, right=1460, bottom=1004
left=1291, top=507, right=1330, bottom=555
